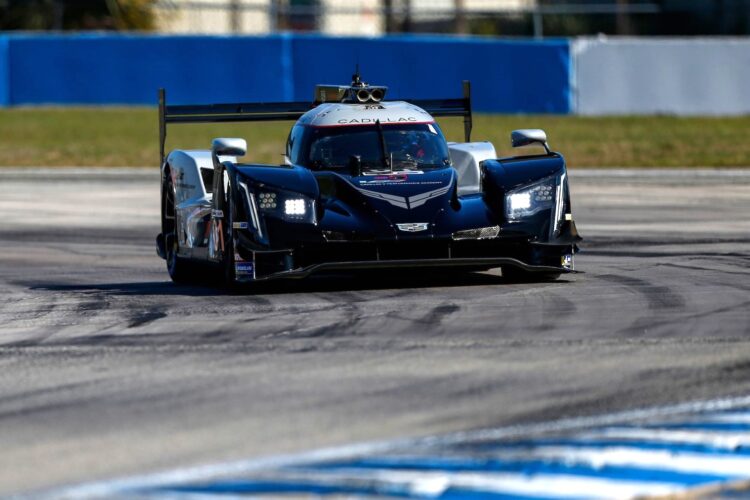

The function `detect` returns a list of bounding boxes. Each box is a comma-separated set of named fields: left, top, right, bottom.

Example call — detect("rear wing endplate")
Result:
left=159, top=81, right=472, bottom=165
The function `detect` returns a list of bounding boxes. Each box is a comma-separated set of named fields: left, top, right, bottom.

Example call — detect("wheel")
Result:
left=163, top=171, right=202, bottom=284
left=501, top=266, right=561, bottom=283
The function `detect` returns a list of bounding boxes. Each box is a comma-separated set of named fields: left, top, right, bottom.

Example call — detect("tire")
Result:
left=163, top=172, right=202, bottom=284
left=501, top=266, right=561, bottom=283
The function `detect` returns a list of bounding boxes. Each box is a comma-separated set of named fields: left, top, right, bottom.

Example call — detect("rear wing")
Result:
left=158, top=81, right=472, bottom=165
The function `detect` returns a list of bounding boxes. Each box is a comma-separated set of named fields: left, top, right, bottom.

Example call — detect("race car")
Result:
left=156, top=74, right=581, bottom=287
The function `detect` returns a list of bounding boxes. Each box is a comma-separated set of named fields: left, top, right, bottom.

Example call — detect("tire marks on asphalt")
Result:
left=596, top=274, right=685, bottom=311
left=418, top=303, right=461, bottom=328
left=127, top=309, right=167, bottom=329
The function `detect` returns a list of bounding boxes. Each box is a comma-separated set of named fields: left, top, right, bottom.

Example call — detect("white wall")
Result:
left=321, top=0, right=382, bottom=36
left=154, top=0, right=271, bottom=34
left=574, top=37, right=750, bottom=116
left=154, top=0, right=536, bottom=36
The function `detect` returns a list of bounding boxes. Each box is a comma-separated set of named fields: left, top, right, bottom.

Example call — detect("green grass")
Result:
left=1, top=107, right=749, bottom=167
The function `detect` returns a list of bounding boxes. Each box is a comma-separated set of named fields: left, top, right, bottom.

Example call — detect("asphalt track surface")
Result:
left=0, top=168, right=749, bottom=497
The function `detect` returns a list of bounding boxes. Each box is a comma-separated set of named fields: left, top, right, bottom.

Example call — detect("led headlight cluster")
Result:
left=243, top=184, right=315, bottom=224
left=534, top=184, right=554, bottom=202
left=258, top=192, right=277, bottom=210
left=284, top=199, right=306, bottom=216
left=505, top=175, right=559, bottom=220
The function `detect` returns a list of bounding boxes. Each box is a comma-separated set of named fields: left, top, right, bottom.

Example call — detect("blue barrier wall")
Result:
left=290, top=35, right=570, bottom=113
left=0, top=34, right=571, bottom=113
left=0, top=36, right=9, bottom=106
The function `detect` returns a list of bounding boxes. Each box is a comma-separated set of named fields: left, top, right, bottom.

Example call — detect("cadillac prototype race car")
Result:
left=156, top=75, right=581, bottom=287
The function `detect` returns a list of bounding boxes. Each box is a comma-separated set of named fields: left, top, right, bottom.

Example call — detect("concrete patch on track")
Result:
left=41, top=395, right=750, bottom=499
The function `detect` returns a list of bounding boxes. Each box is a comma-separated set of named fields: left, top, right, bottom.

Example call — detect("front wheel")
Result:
left=163, top=172, right=202, bottom=284
left=166, top=235, right=196, bottom=284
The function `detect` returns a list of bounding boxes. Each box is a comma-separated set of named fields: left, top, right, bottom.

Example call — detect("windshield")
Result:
left=301, top=123, right=451, bottom=172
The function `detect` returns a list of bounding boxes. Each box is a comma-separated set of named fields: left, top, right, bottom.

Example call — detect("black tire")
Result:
left=163, top=172, right=202, bottom=284
left=501, top=266, right=561, bottom=283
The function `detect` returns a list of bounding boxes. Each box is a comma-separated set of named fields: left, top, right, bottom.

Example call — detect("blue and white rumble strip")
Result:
left=42, top=396, right=750, bottom=499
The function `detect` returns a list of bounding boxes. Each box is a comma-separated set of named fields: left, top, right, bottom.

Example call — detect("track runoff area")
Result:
left=0, top=168, right=749, bottom=499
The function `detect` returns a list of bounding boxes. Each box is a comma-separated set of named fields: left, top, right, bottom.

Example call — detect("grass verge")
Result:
left=0, top=107, right=748, bottom=167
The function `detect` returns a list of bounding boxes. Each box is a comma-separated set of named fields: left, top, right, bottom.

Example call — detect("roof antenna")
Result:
left=352, top=63, right=365, bottom=87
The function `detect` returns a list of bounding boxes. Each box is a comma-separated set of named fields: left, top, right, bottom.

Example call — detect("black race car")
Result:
left=156, top=75, right=581, bottom=286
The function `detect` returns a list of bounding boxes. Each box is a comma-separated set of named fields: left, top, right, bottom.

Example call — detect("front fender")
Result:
left=481, top=153, right=576, bottom=245
left=482, top=153, right=566, bottom=194
left=222, top=164, right=322, bottom=252
left=234, top=164, right=319, bottom=198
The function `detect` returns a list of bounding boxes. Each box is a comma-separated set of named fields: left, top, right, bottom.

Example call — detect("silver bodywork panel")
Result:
left=166, top=150, right=236, bottom=258
left=448, top=141, right=497, bottom=196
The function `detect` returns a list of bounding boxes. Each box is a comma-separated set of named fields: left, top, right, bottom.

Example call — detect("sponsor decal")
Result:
left=337, top=117, right=418, bottom=124
left=358, top=180, right=441, bottom=187
left=235, top=262, right=254, bottom=275
left=408, top=185, right=451, bottom=208
left=211, top=209, right=224, bottom=218
left=375, top=175, right=407, bottom=181
left=355, top=185, right=451, bottom=210
left=232, top=222, right=249, bottom=229
left=357, top=174, right=409, bottom=184
left=562, top=254, right=574, bottom=270
left=356, top=187, right=408, bottom=209
left=396, top=222, right=429, bottom=233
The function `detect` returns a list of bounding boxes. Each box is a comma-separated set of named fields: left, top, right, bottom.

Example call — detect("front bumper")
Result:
left=233, top=237, right=575, bottom=282
left=238, top=256, right=569, bottom=282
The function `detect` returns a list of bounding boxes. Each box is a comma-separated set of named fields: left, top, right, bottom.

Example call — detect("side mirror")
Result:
left=212, top=138, right=247, bottom=157
left=511, top=129, right=550, bottom=154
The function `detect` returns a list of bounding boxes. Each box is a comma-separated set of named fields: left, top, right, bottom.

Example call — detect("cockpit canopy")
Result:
left=287, top=122, right=452, bottom=173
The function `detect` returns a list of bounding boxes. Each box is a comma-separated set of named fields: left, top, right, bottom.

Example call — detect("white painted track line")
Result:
left=280, top=468, right=684, bottom=499
left=491, top=446, right=750, bottom=477
left=582, top=427, right=750, bottom=449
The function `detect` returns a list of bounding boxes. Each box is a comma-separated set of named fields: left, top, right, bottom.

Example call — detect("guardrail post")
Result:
left=533, top=10, right=543, bottom=38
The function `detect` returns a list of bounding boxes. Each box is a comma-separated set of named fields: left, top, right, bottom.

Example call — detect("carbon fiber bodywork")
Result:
left=215, top=154, right=579, bottom=282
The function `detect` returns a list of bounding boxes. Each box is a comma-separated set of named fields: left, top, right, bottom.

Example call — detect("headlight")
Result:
left=254, top=187, right=316, bottom=223
left=505, top=175, right=559, bottom=221
left=284, top=198, right=307, bottom=216
left=258, top=192, right=278, bottom=210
